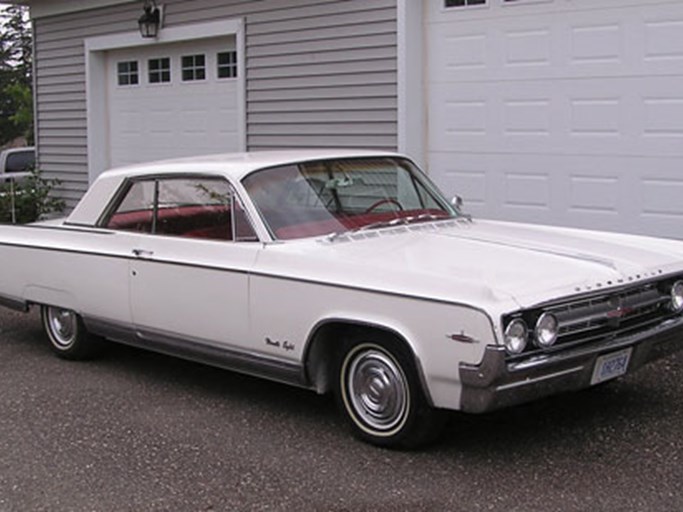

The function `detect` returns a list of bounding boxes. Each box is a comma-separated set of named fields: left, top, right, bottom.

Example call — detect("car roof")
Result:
left=67, top=150, right=406, bottom=226
left=99, top=149, right=403, bottom=181
left=1, top=146, right=35, bottom=155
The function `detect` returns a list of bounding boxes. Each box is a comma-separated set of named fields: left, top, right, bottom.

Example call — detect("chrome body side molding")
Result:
left=84, top=316, right=308, bottom=389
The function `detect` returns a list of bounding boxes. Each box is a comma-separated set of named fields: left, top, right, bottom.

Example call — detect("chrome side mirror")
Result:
left=450, top=195, right=472, bottom=221
left=450, top=195, right=464, bottom=212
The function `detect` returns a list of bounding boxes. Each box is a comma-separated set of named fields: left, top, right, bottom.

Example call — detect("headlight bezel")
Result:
left=504, top=318, right=528, bottom=355
left=534, top=312, right=559, bottom=348
left=671, top=280, right=683, bottom=313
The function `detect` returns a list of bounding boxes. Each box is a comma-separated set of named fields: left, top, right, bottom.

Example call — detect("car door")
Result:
left=102, top=174, right=260, bottom=351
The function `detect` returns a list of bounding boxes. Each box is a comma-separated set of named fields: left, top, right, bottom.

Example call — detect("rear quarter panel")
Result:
left=0, top=225, right=132, bottom=325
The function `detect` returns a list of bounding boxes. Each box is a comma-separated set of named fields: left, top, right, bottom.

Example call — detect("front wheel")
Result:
left=41, top=305, right=101, bottom=360
left=335, top=338, right=444, bottom=448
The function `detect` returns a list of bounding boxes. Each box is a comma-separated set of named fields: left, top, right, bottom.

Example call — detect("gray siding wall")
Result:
left=33, top=0, right=398, bottom=209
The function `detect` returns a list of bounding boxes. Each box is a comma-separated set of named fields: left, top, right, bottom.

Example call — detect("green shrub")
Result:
left=0, top=168, right=65, bottom=224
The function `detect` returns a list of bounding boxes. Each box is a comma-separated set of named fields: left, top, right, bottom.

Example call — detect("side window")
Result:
left=103, top=177, right=257, bottom=242
left=105, top=180, right=155, bottom=233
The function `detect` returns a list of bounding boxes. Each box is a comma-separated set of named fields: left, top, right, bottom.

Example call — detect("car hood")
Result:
left=266, top=219, right=683, bottom=314
left=424, top=220, right=683, bottom=305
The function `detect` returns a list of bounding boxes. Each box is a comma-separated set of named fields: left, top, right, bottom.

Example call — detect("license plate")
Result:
left=591, top=348, right=632, bottom=385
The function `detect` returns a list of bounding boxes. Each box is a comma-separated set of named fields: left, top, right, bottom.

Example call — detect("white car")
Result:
left=0, top=146, right=35, bottom=175
left=1, top=150, right=682, bottom=448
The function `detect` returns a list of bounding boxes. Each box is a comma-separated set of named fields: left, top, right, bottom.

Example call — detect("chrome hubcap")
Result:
left=47, top=308, right=76, bottom=347
left=347, top=348, right=408, bottom=432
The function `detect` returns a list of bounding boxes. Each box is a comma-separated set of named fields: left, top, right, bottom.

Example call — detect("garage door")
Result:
left=426, top=0, right=683, bottom=239
left=106, top=37, right=239, bottom=168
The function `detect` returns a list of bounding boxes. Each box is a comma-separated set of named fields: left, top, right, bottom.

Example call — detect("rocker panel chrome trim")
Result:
left=84, top=316, right=308, bottom=389
left=0, top=293, right=28, bottom=312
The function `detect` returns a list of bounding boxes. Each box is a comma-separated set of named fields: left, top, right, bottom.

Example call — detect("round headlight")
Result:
left=671, top=280, right=683, bottom=313
left=534, top=312, right=559, bottom=348
left=504, top=319, right=528, bottom=355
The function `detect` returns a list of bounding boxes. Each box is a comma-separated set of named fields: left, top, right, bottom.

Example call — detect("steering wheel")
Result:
left=364, top=198, right=404, bottom=213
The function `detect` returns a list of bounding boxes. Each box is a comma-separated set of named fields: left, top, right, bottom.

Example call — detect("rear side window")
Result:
left=5, top=150, right=35, bottom=173
left=102, top=176, right=257, bottom=242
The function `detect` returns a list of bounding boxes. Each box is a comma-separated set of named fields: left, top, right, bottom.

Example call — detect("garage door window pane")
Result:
left=182, top=54, right=206, bottom=81
left=217, top=51, right=237, bottom=79
left=117, top=61, right=139, bottom=86
left=149, top=57, right=171, bottom=84
left=503, top=0, right=550, bottom=3
left=445, top=0, right=486, bottom=7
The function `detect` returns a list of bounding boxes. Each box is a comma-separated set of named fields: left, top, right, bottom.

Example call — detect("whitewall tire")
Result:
left=335, top=337, right=445, bottom=448
left=41, top=305, right=101, bottom=360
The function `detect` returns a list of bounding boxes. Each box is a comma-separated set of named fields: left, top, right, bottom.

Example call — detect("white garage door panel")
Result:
left=431, top=152, right=683, bottom=238
left=429, top=7, right=683, bottom=83
left=429, top=77, right=683, bottom=158
left=427, top=0, right=683, bottom=238
left=107, top=37, right=238, bottom=168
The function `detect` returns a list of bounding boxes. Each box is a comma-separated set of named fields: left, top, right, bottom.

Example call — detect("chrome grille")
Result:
left=504, top=277, right=681, bottom=359
left=550, top=285, right=669, bottom=342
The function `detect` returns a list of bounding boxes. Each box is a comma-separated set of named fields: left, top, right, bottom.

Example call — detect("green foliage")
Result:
left=0, top=168, right=65, bottom=224
left=6, top=81, right=33, bottom=144
left=0, top=69, right=23, bottom=145
left=1, top=6, right=31, bottom=82
left=0, top=5, right=32, bottom=146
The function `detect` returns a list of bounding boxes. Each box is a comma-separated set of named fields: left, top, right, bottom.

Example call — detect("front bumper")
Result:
left=458, top=316, right=683, bottom=413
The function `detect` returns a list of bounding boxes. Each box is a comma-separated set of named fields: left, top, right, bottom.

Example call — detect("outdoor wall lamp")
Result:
left=138, top=0, right=162, bottom=38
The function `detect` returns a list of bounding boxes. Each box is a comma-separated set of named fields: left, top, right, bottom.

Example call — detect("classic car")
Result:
left=1, top=150, right=682, bottom=448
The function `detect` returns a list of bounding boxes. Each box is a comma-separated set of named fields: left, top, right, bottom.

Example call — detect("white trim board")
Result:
left=85, top=19, right=246, bottom=182
left=397, top=0, right=425, bottom=169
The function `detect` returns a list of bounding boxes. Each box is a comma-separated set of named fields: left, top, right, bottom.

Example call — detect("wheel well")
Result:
left=304, top=320, right=421, bottom=396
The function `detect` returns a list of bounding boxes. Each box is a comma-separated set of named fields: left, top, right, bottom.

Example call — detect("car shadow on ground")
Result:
left=101, top=338, right=680, bottom=456
left=9, top=308, right=682, bottom=456
left=435, top=359, right=679, bottom=456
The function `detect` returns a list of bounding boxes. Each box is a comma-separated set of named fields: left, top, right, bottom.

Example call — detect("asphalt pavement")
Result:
left=1, top=307, right=682, bottom=511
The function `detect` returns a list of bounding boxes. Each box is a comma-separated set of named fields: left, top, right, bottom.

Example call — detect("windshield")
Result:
left=242, top=157, right=456, bottom=240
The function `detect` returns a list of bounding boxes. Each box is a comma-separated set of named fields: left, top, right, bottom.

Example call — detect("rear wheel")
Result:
left=41, top=305, right=101, bottom=360
left=335, top=337, right=444, bottom=448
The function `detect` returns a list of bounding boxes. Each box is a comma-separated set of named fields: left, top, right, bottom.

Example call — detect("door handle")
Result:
left=132, top=249, right=154, bottom=258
